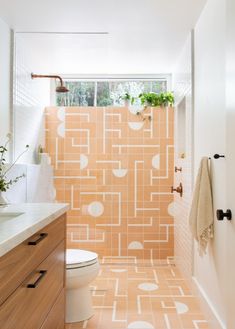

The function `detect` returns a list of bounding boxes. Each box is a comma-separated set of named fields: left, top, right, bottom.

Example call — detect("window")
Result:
left=56, top=78, right=168, bottom=107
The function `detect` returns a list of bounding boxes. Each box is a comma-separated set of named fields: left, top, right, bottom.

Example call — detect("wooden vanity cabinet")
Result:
left=0, top=214, right=66, bottom=329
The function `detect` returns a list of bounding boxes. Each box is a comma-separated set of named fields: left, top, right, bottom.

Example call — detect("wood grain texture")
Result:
left=0, top=241, right=65, bottom=329
left=40, top=290, right=65, bottom=329
left=0, top=214, right=65, bottom=306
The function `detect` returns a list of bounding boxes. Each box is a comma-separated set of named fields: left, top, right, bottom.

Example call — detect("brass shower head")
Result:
left=31, top=73, right=69, bottom=93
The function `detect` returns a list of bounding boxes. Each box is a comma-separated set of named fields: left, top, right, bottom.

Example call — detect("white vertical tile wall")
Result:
left=4, top=163, right=55, bottom=203
left=0, top=18, right=11, bottom=161
left=4, top=164, right=27, bottom=203
left=173, top=33, right=194, bottom=279
left=13, top=34, right=50, bottom=164
left=26, top=164, right=56, bottom=202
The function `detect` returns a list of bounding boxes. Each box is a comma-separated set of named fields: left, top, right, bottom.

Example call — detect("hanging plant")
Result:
left=139, top=92, right=174, bottom=107
left=120, top=91, right=174, bottom=121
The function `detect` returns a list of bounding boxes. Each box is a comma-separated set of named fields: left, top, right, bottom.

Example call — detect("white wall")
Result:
left=194, top=0, right=227, bottom=327
left=4, top=163, right=56, bottom=204
left=13, top=34, right=50, bottom=163
left=0, top=18, right=11, bottom=156
left=225, top=0, right=235, bottom=327
left=173, top=33, right=194, bottom=279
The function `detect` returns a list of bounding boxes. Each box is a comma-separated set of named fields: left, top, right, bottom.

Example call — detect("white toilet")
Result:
left=66, top=249, right=100, bottom=323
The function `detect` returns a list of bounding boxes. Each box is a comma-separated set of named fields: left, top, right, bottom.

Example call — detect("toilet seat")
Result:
left=66, top=249, right=98, bottom=269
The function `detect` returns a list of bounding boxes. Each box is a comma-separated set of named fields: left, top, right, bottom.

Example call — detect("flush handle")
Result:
left=171, top=183, right=183, bottom=197
left=216, top=209, right=232, bottom=221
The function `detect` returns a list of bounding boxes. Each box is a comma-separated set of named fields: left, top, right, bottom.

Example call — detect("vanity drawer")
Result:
left=0, top=214, right=65, bottom=305
left=40, top=289, right=65, bottom=329
left=0, top=241, right=65, bottom=329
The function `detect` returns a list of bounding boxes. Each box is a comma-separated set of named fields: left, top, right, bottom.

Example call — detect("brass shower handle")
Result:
left=171, top=183, right=183, bottom=197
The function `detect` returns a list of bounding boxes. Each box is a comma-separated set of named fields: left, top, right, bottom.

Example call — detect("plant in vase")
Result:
left=0, top=133, right=29, bottom=205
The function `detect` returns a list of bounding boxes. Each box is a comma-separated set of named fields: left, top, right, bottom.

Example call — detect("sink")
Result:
left=0, top=212, right=24, bottom=222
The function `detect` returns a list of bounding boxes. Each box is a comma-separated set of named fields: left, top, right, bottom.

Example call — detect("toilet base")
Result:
left=66, top=286, right=94, bottom=323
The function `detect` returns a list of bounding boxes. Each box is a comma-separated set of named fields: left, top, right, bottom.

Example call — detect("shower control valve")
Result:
left=171, top=183, right=183, bottom=197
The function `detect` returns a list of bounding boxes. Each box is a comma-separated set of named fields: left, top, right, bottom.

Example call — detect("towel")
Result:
left=189, top=157, right=214, bottom=255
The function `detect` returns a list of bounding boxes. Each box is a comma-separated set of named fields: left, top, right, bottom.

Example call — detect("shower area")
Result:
left=12, top=35, right=211, bottom=328
left=45, top=105, right=175, bottom=262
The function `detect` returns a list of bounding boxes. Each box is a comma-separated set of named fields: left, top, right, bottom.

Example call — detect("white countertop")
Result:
left=0, top=203, right=69, bottom=257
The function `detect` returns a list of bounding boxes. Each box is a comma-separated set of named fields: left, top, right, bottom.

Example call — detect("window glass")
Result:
left=97, top=82, right=113, bottom=106
left=56, top=81, right=95, bottom=106
left=56, top=79, right=167, bottom=106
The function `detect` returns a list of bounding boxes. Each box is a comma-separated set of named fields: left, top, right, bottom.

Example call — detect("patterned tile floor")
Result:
left=66, top=258, right=210, bottom=329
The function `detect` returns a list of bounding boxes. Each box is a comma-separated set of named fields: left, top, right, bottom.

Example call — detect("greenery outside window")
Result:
left=56, top=78, right=168, bottom=107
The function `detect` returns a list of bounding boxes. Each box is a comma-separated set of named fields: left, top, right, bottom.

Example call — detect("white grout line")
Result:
left=161, top=301, right=176, bottom=309
left=128, top=217, right=153, bottom=227
left=118, top=233, right=121, bottom=257
left=115, top=279, right=127, bottom=297
left=170, top=269, right=176, bottom=277
left=66, top=112, right=90, bottom=121
left=144, top=224, right=174, bottom=243
left=153, top=269, right=159, bottom=284
left=71, top=185, right=80, bottom=210
left=112, top=301, right=127, bottom=322
left=193, top=320, right=208, bottom=329
left=150, top=249, right=154, bottom=266
left=94, top=306, right=113, bottom=309
left=166, top=107, right=169, bottom=139
left=106, top=128, right=121, bottom=138
left=103, top=108, right=106, bottom=153
left=79, top=191, right=122, bottom=227
left=54, top=175, right=96, bottom=179
left=168, top=285, right=185, bottom=296
left=55, top=137, right=58, bottom=170
left=164, top=313, right=172, bottom=329
left=151, top=145, right=174, bottom=179
left=137, top=295, right=142, bottom=314
left=112, top=144, right=160, bottom=148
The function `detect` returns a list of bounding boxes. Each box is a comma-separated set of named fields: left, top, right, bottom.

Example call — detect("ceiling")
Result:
left=0, top=0, right=207, bottom=74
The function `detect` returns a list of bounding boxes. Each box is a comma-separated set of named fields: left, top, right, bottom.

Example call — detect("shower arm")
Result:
left=31, top=73, right=69, bottom=93
left=31, top=73, right=64, bottom=86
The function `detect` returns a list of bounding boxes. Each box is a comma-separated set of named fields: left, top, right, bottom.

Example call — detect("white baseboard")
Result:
left=192, top=277, right=226, bottom=329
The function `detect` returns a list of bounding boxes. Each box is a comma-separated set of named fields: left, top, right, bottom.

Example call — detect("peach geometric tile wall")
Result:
left=45, top=106, right=174, bottom=260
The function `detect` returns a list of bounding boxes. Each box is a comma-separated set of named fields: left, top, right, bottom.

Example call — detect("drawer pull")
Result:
left=28, top=233, right=48, bottom=245
left=27, top=270, right=47, bottom=288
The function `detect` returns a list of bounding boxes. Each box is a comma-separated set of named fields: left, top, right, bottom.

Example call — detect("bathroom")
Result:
left=0, top=0, right=235, bottom=328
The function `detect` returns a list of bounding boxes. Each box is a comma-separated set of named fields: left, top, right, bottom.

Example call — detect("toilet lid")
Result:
left=66, top=249, right=98, bottom=269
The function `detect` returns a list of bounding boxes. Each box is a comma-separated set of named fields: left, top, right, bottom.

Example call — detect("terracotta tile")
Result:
left=46, top=106, right=176, bottom=261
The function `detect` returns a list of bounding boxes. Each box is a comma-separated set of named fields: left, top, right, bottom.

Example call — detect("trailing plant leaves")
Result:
left=121, top=91, right=174, bottom=107
left=0, top=137, right=28, bottom=192
left=139, top=92, right=174, bottom=107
